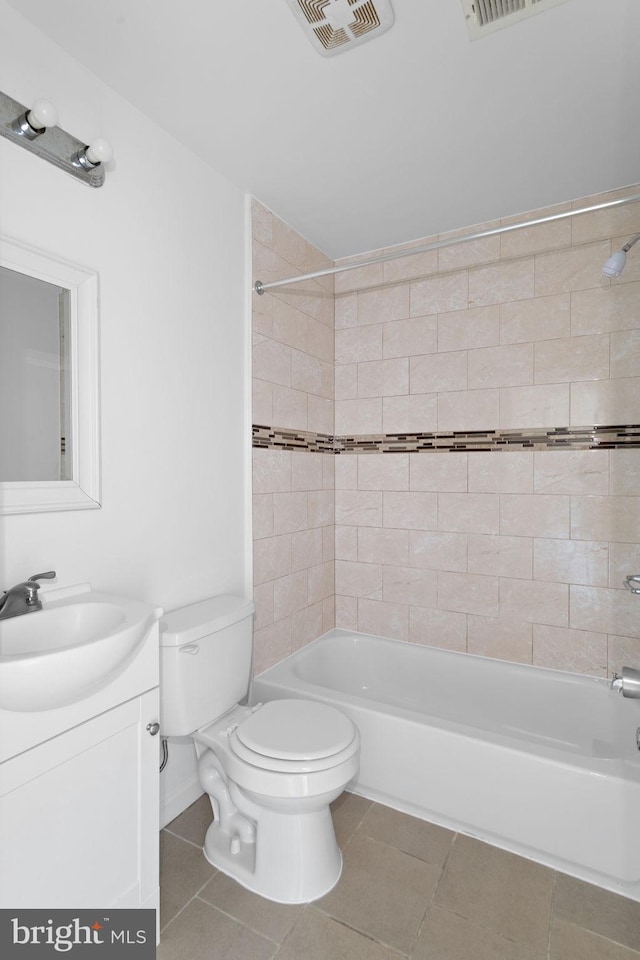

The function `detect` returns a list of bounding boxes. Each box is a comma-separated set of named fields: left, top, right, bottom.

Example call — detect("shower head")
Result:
left=602, top=233, right=640, bottom=278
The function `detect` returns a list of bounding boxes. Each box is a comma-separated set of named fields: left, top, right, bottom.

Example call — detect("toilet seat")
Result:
left=205, top=699, right=358, bottom=774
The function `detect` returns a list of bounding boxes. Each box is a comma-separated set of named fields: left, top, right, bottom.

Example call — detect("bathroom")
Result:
left=1, top=1, right=640, bottom=957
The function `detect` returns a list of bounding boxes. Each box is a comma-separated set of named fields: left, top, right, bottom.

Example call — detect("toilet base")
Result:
left=202, top=801, right=343, bottom=903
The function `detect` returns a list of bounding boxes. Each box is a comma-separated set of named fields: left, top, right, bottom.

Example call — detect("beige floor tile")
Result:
left=157, top=897, right=276, bottom=960
left=159, top=830, right=217, bottom=930
left=433, top=835, right=554, bottom=952
left=357, top=803, right=454, bottom=868
left=412, top=905, right=544, bottom=960
left=317, top=835, right=440, bottom=953
left=549, top=919, right=640, bottom=960
left=274, top=907, right=405, bottom=960
left=164, top=794, right=211, bottom=847
left=554, top=875, right=640, bottom=953
left=331, top=791, right=372, bottom=848
left=199, top=872, right=304, bottom=944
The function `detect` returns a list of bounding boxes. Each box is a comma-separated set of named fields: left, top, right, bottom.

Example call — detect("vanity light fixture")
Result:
left=0, top=88, right=113, bottom=188
left=602, top=233, right=640, bottom=278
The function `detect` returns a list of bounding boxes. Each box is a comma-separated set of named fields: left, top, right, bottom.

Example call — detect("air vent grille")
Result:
left=460, top=0, right=570, bottom=39
left=286, top=0, right=394, bottom=56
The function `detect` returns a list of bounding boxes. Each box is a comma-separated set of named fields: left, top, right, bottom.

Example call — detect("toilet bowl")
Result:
left=159, top=596, right=360, bottom=903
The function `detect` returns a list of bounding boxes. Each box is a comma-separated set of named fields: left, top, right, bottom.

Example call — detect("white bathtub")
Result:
left=252, top=628, right=640, bottom=901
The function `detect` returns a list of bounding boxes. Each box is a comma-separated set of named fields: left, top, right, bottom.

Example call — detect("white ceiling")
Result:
left=6, top=0, right=640, bottom=259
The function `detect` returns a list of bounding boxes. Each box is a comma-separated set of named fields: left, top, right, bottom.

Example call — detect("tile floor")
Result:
left=158, top=793, right=640, bottom=960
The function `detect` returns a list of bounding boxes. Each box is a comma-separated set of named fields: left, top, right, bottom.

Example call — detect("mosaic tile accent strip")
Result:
left=252, top=423, right=640, bottom=454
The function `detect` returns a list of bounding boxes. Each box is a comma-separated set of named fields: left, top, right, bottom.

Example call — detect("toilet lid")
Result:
left=235, top=699, right=355, bottom=762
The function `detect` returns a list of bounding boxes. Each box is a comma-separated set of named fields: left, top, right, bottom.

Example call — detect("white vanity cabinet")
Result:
left=0, top=610, right=161, bottom=914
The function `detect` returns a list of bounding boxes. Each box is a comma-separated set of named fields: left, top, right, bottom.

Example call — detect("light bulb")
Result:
left=26, top=99, right=58, bottom=131
left=85, top=138, right=113, bottom=165
left=602, top=250, right=627, bottom=278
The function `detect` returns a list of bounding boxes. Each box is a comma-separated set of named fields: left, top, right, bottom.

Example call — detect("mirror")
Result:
left=0, top=237, right=100, bottom=514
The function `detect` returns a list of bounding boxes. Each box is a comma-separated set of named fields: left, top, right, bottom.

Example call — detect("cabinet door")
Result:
left=0, top=689, right=160, bottom=910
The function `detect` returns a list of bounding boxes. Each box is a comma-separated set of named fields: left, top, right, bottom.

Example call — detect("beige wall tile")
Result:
left=252, top=378, right=273, bottom=425
left=358, top=285, right=410, bottom=326
left=500, top=293, right=570, bottom=344
left=499, top=383, right=569, bottom=428
left=409, top=530, right=468, bottom=573
left=307, top=489, right=334, bottom=527
left=439, top=234, right=501, bottom=271
left=383, top=247, right=439, bottom=283
left=291, top=350, right=332, bottom=398
left=499, top=578, right=568, bottom=626
left=534, top=450, right=609, bottom=495
left=469, top=259, right=534, bottom=307
left=253, top=534, right=291, bottom=585
left=409, top=606, right=467, bottom=651
left=534, top=334, right=609, bottom=384
left=437, top=388, right=500, bottom=431
left=307, top=394, right=333, bottom=434
left=534, top=538, right=608, bottom=587
left=335, top=524, right=358, bottom=561
left=335, top=397, right=382, bottom=434
left=608, top=634, right=640, bottom=677
left=335, top=363, right=357, bottom=400
left=468, top=534, right=532, bottom=579
left=292, top=601, right=325, bottom=650
left=571, top=281, right=640, bottom=336
left=273, top=570, right=308, bottom=620
left=335, top=455, right=358, bottom=490
left=335, top=594, right=358, bottom=629
left=253, top=616, right=292, bottom=675
left=358, top=454, right=409, bottom=490
left=468, top=451, right=533, bottom=493
left=322, top=524, right=335, bottom=561
left=291, top=452, right=323, bottom=492
left=253, top=581, right=274, bottom=631
left=570, top=585, right=640, bottom=638
left=335, top=324, right=383, bottom=364
left=534, top=242, right=610, bottom=296
left=335, top=559, right=382, bottom=599
left=383, top=316, right=438, bottom=358
left=358, top=527, right=409, bottom=566
left=500, top=218, right=572, bottom=258
left=410, top=273, right=468, bottom=317
left=438, top=571, right=499, bottom=617
left=383, top=565, right=438, bottom=607
left=253, top=449, right=291, bottom=494
left=335, top=292, right=358, bottom=329
left=272, top=299, right=308, bottom=353
left=410, top=351, right=467, bottom=393
left=571, top=495, right=640, bottom=543
left=570, top=378, right=640, bottom=425
left=532, top=624, right=607, bottom=676
left=253, top=494, right=274, bottom=540
left=500, top=494, right=570, bottom=538
left=272, top=384, right=307, bottom=430
left=571, top=201, right=640, bottom=244
left=358, top=598, right=410, bottom=642
left=610, top=449, right=640, bottom=495
left=357, top=358, right=409, bottom=397
left=468, top=343, right=533, bottom=389
left=252, top=334, right=291, bottom=386
left=307, top=315, right=334, bottom=361
left=336, top=490, right=383, bottom=526
left=383, top=491, right=438, bottom=530
left=608, top=542, right=640, bottom=589
left=438, top=305, right=500, bottom=352
left=334, top=261, right=384, bottom=294
left=439, top=492, right=499, bottom=534
left=292, top=528, right=324, bottom=570
left=383, top=393, right=438, bottom=432
left=410, top=452, right=468, bottom=492
left=307, top=560, right=334, bottom=604
left=467, top=616, right=532, bottom=663
left=610, top=329, right=640, bottom=379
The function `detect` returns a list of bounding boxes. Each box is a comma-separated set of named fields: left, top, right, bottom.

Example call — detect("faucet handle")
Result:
left=28, top=571, right=56, bottom=583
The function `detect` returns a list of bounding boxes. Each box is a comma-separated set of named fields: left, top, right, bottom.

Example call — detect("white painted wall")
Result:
left=0, top=3, right=250, bottom=818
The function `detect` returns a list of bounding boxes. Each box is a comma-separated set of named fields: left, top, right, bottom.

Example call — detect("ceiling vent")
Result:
left=285, top=0, right=395, bottom=56
left=460, top=0, right=570, bottom=40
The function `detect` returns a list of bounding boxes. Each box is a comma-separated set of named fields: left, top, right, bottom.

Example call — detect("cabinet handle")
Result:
left=146, top=722, right=160, bottom=736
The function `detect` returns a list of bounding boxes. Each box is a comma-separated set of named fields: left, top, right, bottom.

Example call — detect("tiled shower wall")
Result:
left=252, top=202, right=336, bottom=674
left=252, top=189, right=640, bottom=677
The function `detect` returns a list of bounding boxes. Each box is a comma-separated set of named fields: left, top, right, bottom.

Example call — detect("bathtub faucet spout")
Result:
left=611, top=667, right=640, bottom=698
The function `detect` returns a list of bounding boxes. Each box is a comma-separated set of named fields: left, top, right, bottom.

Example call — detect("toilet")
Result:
left=159, top=595, right=360, bottom=904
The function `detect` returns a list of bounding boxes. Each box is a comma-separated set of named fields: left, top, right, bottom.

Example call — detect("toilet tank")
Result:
left=159, top=595, right=255, bottom=738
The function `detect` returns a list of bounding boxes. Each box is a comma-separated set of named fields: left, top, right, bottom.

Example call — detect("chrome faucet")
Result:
left=611, top=667, right=640, bottom=699
left=0, top=571, right=56, bottom=621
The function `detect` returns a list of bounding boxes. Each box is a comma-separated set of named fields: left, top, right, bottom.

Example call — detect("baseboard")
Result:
left=160, top=775, right=204, bottom=829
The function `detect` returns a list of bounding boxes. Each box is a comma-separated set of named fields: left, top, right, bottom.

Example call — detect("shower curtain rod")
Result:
left=254, top=192, right=640, bottom=294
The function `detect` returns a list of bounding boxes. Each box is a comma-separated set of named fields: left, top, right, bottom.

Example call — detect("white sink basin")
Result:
left=0, top=585, right=161, bottom=712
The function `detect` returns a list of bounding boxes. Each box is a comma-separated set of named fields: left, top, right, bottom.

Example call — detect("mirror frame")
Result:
left=0, top=236, right=101, bottom=514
